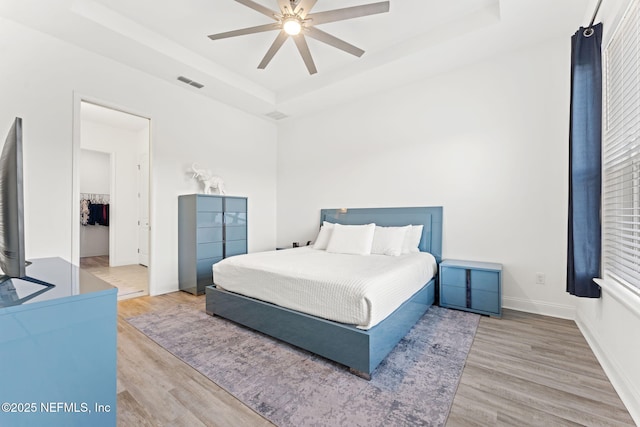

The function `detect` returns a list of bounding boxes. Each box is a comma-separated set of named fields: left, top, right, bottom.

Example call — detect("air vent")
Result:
left=265, top=111, right=288, bottom=120
left=177, top=76, right=204, bottom=89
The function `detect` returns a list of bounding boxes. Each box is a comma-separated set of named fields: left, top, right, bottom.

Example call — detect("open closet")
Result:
left=77, top=101, right=150, bottom=300
left=80, top=151, right=111, bottom=259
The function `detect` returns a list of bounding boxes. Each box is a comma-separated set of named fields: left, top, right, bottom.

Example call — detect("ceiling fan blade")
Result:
left=277, top=0, right=294, bottom=14
left=293, top=35, right=317, bottom=75
left=305, top=27, right=364, bottom=57
left=235, top=0, right=279, bottom=19
left=258, top=30, right=289, bottom=69
left=208, top=23, right=280, bottom=40
left=306, top=1, right=390, bottom=25
left=294, top=0, right=318, bottom=18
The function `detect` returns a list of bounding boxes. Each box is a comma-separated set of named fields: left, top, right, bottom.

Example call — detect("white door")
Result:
left=138, top=153, right=149, bottom=266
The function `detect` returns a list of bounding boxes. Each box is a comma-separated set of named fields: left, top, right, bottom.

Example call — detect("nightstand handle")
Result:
left=465, top=269, right=472, bottom=308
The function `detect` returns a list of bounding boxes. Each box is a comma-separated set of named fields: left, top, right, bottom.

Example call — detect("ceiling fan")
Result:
left=208, top=0, right=391, bottom=75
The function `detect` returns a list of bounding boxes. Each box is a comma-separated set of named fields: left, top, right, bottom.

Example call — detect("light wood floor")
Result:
left=80, top=256, right=148, bottom=300
left=117, top=293, right=635, bottom=427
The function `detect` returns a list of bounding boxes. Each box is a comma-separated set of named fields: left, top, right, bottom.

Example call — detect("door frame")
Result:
left=71, top=93, right=154, bottom=293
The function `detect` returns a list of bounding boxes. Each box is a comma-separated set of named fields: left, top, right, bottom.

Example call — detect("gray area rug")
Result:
left=127, top=304, right=480, bottom=426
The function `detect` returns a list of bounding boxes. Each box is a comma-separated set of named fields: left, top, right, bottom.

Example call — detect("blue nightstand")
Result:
left=439, top=259, right=502, bottom=317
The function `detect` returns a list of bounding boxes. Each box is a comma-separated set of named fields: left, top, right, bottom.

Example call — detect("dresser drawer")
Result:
left=197, top=211, right=224, bottom=227
left=197, top=196, right=223, bottom=212
left=224, top=212, right=247, bottom=226
left=197, top=257, right=222, bottom=285
left=226, top=240, right=247, bottom=257
left=197, top=226, right=223, bottom=243
left=198, top=242, right=223, bottom=259
left=224, top=197, right=247, bottom=212
left=225, top=225, right=247, bottom=241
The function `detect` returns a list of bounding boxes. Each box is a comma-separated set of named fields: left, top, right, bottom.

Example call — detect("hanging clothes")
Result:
left=102, top=204, right=109, bottom=227
left=80, top=194, right=110, bottom=227
left=80, top=199, right=90, bottom=226
left=89, top=203, right=104, bottom=225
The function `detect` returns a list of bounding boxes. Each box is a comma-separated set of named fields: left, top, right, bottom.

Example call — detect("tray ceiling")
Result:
left=0, top=0, right=591, bottom=119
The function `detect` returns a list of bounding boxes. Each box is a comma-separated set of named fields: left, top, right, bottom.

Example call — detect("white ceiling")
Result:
left=0, top=0, right=593, bottom=120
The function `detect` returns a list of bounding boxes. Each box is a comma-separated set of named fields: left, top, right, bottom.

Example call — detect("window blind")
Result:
left=603, top=0, right=640, bottom=290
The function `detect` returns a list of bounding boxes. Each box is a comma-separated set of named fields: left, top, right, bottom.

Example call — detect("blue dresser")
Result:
left=439, top=259, right=502, bottom=317
left=0, top=258, right=117, bottom=427
left=178, top=194, right=247, bottom=295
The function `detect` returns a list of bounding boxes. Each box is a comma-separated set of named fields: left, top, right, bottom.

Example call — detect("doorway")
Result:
left=75, top=101, right=150, bottom=300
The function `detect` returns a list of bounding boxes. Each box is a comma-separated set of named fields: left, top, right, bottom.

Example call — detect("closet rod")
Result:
left=81, top=193, right=110, bottom=202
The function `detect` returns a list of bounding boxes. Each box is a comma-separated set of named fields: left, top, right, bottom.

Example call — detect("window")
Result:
left=602, top=0, right=640, bottom=291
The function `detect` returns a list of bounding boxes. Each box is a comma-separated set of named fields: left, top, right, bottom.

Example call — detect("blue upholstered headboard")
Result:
left=319, top=207, right=443, bottom=263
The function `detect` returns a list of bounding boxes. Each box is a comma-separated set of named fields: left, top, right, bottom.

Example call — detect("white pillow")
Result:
left=371, top=226, right=410, bottom=256
left=401, top=224, right=424, bottom=254
left=325, top=223, right=376, bottom=255
left=312, top=221, right=334, bottom=250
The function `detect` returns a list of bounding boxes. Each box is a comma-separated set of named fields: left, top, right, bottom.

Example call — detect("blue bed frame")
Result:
left=205, top=206, right=443, bottom=378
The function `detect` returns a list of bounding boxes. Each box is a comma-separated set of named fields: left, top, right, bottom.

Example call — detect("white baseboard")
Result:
left=575, top=313, right=640, bottom=426
left=502, top=296, right=576, bottom=320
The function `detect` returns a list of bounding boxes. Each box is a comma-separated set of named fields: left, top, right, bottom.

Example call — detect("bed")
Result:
left=205, top=206, right=443, bottom=378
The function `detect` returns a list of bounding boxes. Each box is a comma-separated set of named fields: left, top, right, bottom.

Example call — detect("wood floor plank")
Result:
left=464, top=348, right=625, bottom=408
left=449, top=311, right=635, bottom=427
left=116, top=293, right=273, bottom=426
left=117, top=390, right=162, bottom=427
left=457, top=364, right=632, bottom=426
left=113, top=292, right=634, bottom=426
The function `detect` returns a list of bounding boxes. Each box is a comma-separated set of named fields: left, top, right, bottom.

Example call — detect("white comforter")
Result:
left=212, top=247, right=437, bottom=329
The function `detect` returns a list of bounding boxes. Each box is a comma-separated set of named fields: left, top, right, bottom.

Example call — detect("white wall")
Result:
left=79, top=149, right=110, bottom=195
left=80, top=120, right=140, bottom=266
left=79, top=149, right=110, bottom=257
left=0, top=17, right=278, bottom=295
left=277, top=36, right=576, bottom=319
left=574, top=0, right=640, bottom=423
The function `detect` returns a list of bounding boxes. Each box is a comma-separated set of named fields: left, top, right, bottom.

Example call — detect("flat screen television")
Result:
left=0, top=117, right=26, bottom=278
left=0, top=117, right=54, bottom=307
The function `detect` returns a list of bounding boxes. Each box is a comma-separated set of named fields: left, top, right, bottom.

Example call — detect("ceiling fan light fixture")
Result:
left=207, top=1, right=391, bottom=75
left=283, top=17, right=302, bottom=35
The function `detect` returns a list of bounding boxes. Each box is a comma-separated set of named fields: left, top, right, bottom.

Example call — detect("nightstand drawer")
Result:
left=471, top=289, right=500, bottom=314
left=441, top=284, right=499, bottom=313
left=441, top=267, right=499, bottom=291
left=441, top=286, right=466, bottom=308
left=439, top=259, right=502, bottom=317
left=470, top=270, right=500, bottom=292
left=440, top=266, right=466, bottom=287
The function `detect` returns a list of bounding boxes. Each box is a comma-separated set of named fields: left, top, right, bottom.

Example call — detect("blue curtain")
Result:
left=567, top=23, right=602, bottom=298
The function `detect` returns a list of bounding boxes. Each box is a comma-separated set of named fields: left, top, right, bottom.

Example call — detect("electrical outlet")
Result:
left=536, top=272, right=546, bottom=285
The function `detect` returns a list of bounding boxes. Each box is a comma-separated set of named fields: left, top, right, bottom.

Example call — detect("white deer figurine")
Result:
left=190, top=163, right=226, bottom=195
